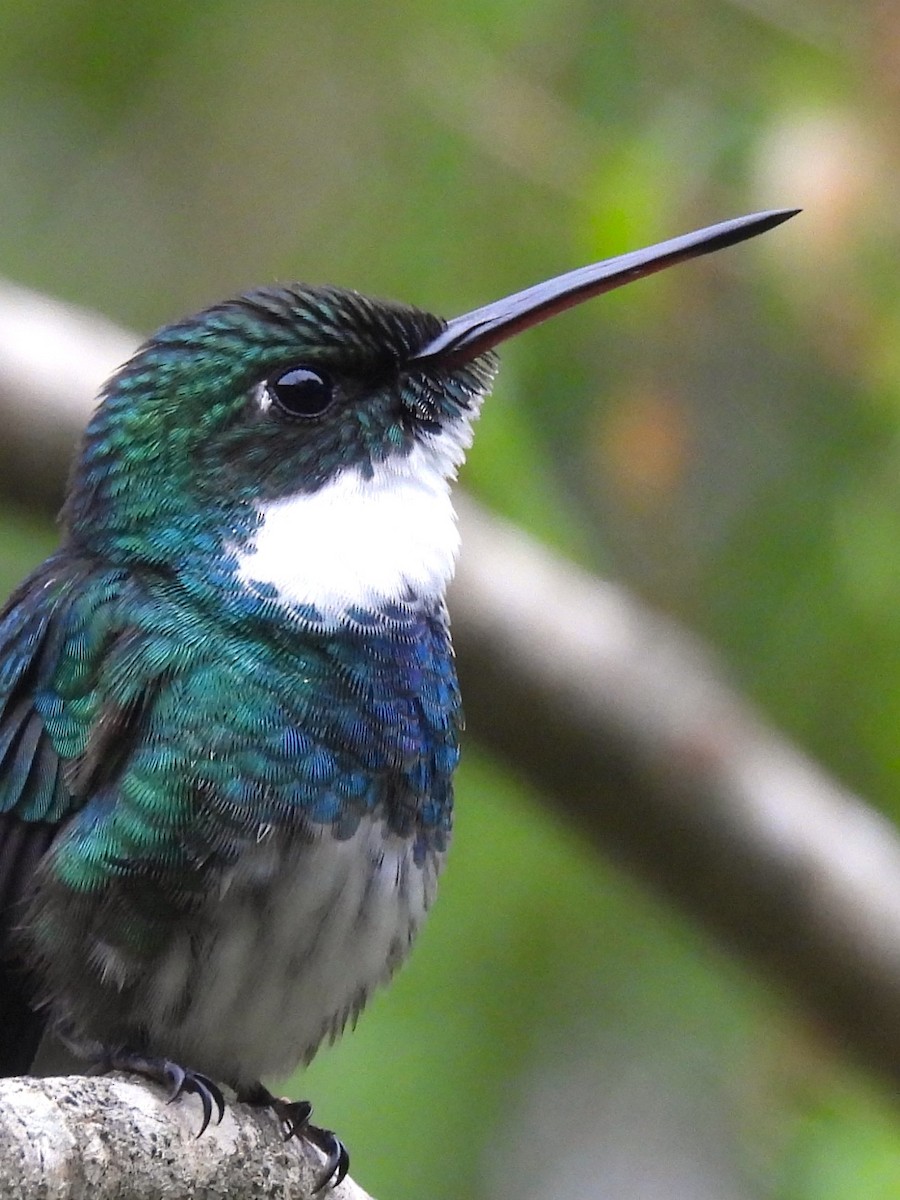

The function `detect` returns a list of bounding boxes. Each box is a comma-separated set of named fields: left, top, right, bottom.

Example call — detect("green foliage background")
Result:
left=0, top=3, right=898, bottom=1196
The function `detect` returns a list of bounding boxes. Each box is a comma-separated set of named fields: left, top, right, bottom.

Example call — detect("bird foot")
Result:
left=237, top=1081, right=349, bottom=1190
left=96, top=1049, right=226, bottom=1136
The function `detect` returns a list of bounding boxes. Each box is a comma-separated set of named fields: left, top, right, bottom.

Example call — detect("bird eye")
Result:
left=267, top=366, right=333, bottom=419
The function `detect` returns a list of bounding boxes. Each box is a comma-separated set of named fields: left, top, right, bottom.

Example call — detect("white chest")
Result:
left=235, top=442, right=462, bottom=627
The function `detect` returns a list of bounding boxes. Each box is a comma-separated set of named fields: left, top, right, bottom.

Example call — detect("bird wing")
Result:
left=0, top=553, right=128, bottom=1071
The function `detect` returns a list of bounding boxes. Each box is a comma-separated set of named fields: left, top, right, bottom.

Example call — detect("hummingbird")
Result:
left=0, top=208, right=795, bottom=1188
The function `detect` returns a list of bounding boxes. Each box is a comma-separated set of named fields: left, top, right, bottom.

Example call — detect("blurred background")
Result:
left=0, top=2, right=898, bottom=1197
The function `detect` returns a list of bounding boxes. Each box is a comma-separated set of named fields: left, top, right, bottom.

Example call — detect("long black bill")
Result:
left=411, top=208, right=799, bottom=366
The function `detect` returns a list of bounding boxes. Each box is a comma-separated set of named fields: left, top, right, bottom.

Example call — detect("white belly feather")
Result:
left=140, top=819, right=442, bottom=1085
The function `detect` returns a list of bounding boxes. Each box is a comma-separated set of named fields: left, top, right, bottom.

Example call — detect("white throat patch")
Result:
left=235, top=435, right=464, bottom=624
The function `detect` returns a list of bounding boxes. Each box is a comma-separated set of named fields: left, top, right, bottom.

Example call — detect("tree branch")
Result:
left=1, top=279, right=900, bottom=1096
left=452, top=502, right=900, bottom=1076
left=0, top=1074, right=372, bottom=1199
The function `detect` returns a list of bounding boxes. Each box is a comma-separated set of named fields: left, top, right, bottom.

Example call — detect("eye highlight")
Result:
left=266, top=366, right=334, bottom=419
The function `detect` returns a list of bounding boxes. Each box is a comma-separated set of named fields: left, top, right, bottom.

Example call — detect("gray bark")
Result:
left=0, top=1074, right=372, bottom=1199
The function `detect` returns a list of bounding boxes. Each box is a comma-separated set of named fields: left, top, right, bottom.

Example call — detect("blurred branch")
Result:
left=0, top=1074, right=371, bottom=1199
left=453, top=502, right=900, bottom=1078
left=3, top=281, right=900, bottom=1092
left=0, top=282, right=136, bottom=513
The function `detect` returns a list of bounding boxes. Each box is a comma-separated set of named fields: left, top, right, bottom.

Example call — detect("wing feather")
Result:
left=0, top=554, right=123, bottom=1072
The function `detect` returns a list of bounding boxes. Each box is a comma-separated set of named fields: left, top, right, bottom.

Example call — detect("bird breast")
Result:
left=137, top=817, right=442, bottom=1085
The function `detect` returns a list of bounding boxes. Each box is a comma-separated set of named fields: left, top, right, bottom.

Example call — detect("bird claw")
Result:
left=306, top=1122, right=350, bottom=1192
left=99, top=1050, right=226, bottom=1137
left=273, top=1096, right=313, bottom=1140
left=237, top=1082, right=349, bottom=1189
left=162, top=1062, right=226, bottom=1137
